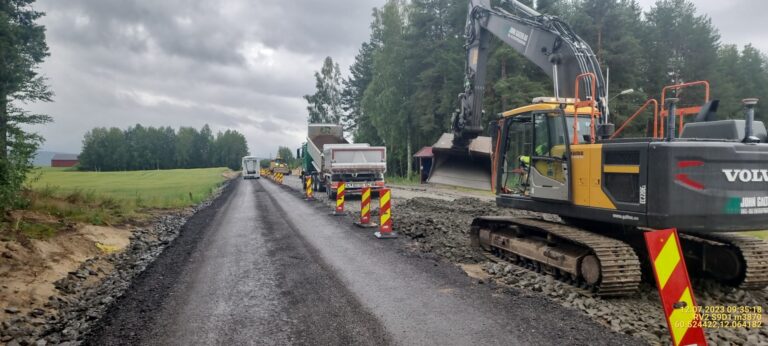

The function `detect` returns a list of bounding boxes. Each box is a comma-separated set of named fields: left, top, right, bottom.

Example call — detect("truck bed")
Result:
left=307, top=135, right=348, bottom=172
left=323, top=145, right=387, bottom=173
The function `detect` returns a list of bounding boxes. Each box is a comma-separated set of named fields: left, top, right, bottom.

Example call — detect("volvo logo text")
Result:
left=722, top=169, right=768, bottom=182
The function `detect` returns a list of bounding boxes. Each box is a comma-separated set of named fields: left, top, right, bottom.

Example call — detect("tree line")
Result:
left=79, top=124, right=249, bottom=171
left=304, top=0, right=768, bottom=176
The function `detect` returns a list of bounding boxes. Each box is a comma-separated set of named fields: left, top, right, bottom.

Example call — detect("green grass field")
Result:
left=2, top=167, right=231, bottom=238
left=28, top=167, right=231, bottom=209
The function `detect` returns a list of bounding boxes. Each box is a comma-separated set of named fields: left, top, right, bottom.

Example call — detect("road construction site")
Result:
left=81, top=178, right=643, bottom=345
left=279, top=174, right=767, bottom=345
left=2, top=168, right=764, bottom=345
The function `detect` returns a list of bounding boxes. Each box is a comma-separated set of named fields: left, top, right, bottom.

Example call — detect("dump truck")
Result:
left=241, top=156, right=260, bottom=179
left=298, top=124, right=387, bottom=199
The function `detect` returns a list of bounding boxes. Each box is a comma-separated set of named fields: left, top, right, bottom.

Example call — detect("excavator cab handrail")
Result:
left=610, top=99, right=659, bottom=140
left=572, top=73, right=598, bottom=144
left=658, top=80, right=710, bottom=137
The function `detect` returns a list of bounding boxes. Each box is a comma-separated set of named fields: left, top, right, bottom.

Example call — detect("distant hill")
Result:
left=34, top=151, right=78, bottom=167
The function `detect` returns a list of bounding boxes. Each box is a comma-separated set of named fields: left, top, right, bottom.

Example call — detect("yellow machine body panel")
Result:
left=501, top=101, right=596, bottom=118
left=569, top=144, right=616, bottom=210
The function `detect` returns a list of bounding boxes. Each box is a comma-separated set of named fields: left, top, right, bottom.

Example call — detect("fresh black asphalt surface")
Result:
left=85, top=178, right=643, bottom=345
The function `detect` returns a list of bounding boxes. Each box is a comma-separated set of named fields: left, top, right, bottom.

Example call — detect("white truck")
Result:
left=298, top=124, right=387, bottom=199
left=241, top=156, right=260, bottom=179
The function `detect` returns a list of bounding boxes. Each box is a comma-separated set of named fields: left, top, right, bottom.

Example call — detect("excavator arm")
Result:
left=453, top=0, right=608, bottom=147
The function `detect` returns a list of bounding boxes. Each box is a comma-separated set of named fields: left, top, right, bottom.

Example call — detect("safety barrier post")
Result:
left=305, top=176, right=315, bottom=201
left=374, top=188, right=397, bottom=239
left=331, top=181, right=345, bottom=215
left=355, top=186, right=378, bottom=228
left=644, top=228, right=707, bottom=346
left=277, top=173, right=283, bottom=185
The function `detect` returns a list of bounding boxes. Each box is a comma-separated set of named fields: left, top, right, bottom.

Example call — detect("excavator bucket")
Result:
left=427, top=133, right=493, bottom=191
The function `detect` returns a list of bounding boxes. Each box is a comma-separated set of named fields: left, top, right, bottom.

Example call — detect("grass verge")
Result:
left=385, top=174, right=421, bottom=186
left=1, top=167, right=231, bottom=240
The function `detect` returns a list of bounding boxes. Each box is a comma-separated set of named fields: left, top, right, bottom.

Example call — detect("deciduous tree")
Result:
left=0, top=0, right=52, bottom=211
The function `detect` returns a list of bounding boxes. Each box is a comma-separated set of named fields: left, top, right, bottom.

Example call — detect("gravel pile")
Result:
left=0, top=182, right=229, bottom=346
left=394, top=196, right=768, bottom=345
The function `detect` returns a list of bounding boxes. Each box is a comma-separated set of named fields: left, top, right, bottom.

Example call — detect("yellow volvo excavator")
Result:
left=438, top=0, right=768, bottom=296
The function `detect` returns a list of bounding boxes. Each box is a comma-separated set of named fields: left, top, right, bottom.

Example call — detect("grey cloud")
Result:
left=28, top=0, right=382, bottom=158
left=635, top=0, right=767, bottom=52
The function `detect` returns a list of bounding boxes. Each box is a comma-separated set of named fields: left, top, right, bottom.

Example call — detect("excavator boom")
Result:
left=429, top=0, right=607, bottom=190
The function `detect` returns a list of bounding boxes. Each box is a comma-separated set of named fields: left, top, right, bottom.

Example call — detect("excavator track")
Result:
left=681, top=232, right=768, bottom=290
left=473, top=217, right=642, bottom=297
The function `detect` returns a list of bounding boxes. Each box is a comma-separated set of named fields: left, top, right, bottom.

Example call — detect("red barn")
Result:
left=51, top=154, right=79, bottom=168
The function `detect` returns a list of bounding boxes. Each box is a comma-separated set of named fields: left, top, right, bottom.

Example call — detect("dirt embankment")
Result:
left=0, top=225, right=131, bottom=318
left=0, top=181, right=233, bottom=346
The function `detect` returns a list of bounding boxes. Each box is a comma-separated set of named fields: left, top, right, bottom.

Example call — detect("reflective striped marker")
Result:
left=305, top=176, right=314, bottom=201
left=644, top=229, right=706, bottom=346
left=361, top=187, right=371, bottom=224
left=374, top=188, right=397, bottom=239
left=355, top=187, right=377, bottom=228
left=331, top=182, right=345, bottom=216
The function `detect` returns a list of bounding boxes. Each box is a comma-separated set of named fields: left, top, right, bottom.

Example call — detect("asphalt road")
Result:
left=86, top=178, right=642, bottom=345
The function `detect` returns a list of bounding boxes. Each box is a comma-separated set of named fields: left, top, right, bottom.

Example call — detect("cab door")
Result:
left=529, top=111, right=569, bottom=201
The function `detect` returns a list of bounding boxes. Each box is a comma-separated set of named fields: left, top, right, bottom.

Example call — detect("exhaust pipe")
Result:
left=666, top=98, right=679, bottom=140
left=742, top=98, right=759, bottom=143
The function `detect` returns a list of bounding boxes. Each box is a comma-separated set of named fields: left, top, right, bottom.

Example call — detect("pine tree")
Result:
left=342, top=40, right=383, bottom=144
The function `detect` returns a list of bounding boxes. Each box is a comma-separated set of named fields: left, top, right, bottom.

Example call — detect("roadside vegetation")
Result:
left=0, top=0, right=52, bottom=213
left=385, top=174, right=420, bottom=186
left=1, top=167, right=230, bottom=240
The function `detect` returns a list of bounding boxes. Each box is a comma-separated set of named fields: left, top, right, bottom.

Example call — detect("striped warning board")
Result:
left=335, top=182, right=345, bottom=213
left=305, top=176, right=314, bottom=200
left=360, top=187, right=371, bottom=224
left=375, top=188, right=397, bottom=238
left=644, top=229, right=707, bottom=346
left=379, top=188, right=391, bottom=231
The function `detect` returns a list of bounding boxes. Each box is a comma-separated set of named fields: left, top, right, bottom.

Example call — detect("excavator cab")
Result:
left=498, top=101, right=595, bottom=201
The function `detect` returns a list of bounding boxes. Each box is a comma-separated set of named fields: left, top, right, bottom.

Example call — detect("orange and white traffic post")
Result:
left=305, top=176, right=315, bottom=201
left=331, top=181, right=345, bottom=216
left=644, top=228, right=707, bottom=346
left=374, top=188, right=397, bottom=239
left=355, top=186, right=377, bottom=228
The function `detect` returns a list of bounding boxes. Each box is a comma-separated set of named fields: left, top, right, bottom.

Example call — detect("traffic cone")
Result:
left=355, top=186, right=378, bottom=228
left=374, top=188, right=397, bottom=239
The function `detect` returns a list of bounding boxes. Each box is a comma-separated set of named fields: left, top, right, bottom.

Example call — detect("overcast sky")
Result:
left=26, top=0, right=766, bottom=157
